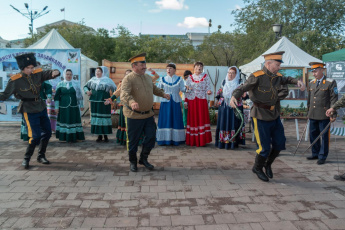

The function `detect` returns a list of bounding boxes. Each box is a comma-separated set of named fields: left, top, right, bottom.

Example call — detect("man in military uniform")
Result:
left=306, top=62, right=337, bottom=165
left=0, top=53, right=60, bottom=169
left=121, top=53, right=171, bottom=172
left=230, top=51, right=306, bottom=182
left=326, top=96, right=345, bottom=180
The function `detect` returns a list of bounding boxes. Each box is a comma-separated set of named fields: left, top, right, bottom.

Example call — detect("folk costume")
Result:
left=121, top=53, right=166, bottom=172
left=184, top=73, right=212, bottom=147
left=307, top=62, right=338, bottom=164
left=232, top=51, right=299, bottom=182
left=47, top=76, right=60, bottom=132
left=54, top=70, right=85, bottom=142
left=0, top=53, right=60, bottom=169
left=215, top=66, right=245, bottom=149
left=20, top=80, right=52, bottom=141
left=84, top=66, right=116, bottom=140
left=156, top=64, right=186, bottom=145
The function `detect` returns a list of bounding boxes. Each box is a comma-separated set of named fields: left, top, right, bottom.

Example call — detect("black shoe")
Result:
left=252, top=154, right=269, bottom=182
left=139, top=158, right=154, bottom=170
left=37, top=157, right=50, bottom=164
left=96, top=135, right=102, bottom=142
left=104, top=135, right=109, bottom=143
left=130, top=162, right=138, bottom=172
left=317, top=159, right=325, bottom=165
left=306, top=156, right=318, bottom=160
left=334, top=174, right=345, bottom=181
left=264, top=149, right=280, bottom=179
left=22, top=159, right=30, bottom=169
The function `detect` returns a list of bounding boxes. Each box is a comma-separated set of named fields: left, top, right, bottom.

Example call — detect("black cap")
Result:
left=15, top=53, right=37, bottom=70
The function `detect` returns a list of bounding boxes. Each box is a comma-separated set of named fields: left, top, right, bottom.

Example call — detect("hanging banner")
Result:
left=0, top=48, right=81, bottom=121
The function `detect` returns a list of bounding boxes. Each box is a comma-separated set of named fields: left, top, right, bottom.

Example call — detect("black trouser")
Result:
left=126, top=116, right=156, bottom=158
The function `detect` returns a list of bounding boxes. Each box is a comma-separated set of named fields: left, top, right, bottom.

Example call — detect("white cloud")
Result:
left=177, top=17, right=209, bottom=28
left=155, top=0, right=188, bottom=10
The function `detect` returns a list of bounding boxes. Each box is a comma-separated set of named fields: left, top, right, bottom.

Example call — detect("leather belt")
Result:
left=254, top=102, right=275, bottom=111
left=125, top=105, right=151, bottom=114
left=21, top=97, right=41, bottom=102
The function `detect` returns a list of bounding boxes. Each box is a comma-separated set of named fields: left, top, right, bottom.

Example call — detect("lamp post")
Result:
left=10, top=3, right=50, bottom=38
left=272, top=24, right=283, bottom=39
left=208, top=19, right=212, bottom=34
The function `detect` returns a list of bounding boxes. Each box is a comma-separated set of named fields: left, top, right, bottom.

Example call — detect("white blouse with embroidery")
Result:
left=185, top=73, right=212, bottom=101
left=157, top=75, right=185, bottom=103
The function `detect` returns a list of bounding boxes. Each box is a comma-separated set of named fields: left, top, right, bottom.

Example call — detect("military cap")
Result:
left=128, top=53, right=146, bottom=64
left=15, top=53, right=37, bottom=70
left=309, top=62, right=325, bottom=72
left=262, top=51, right=285, bottom=63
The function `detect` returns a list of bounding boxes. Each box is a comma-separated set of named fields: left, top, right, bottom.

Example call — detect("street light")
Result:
left=272, top=24, right=283, bottom=39
left=208, top=19, right=212, bottom=34
left=10, top=3, right=50, bottom=38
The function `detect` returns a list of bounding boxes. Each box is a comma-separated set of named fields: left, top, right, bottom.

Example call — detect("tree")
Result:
left=232, top=0, right=345, bottom=62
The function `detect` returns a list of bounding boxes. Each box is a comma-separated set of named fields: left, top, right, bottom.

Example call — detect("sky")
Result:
left=0, top=0, right=244, bottom=41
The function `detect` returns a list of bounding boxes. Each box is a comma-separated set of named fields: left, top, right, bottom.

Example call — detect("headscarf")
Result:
left=223, top=66, right=240, bottom=106
left=57, top=69, right=83, bottom=101
left=86, top=66, right=117, bottom=92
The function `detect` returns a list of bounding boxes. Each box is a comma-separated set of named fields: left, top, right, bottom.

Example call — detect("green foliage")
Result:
left=232, top=0, right=345, bottom=62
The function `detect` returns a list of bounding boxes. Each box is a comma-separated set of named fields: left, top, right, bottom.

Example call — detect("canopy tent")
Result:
left=240, top=36, right=322, bottom=76
left=28, top=29, right=98, bottom=111
left=323, top=48, right=345, bottom=62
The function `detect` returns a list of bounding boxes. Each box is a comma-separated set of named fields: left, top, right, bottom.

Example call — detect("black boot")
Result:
left=96, top=135, right=102, bottom=142
left=139, top=148, right=154, bottom=170
left=252, top=154, right=269, bottom=182
left=104, top=135, right=109, bottom=142
left=264, top=149, right=280, bottom=179
left=129, top=153, right=138, bottom=172
left=37, top=139, right=50, bottom=164
left=22, top=143, right=36, bottom=169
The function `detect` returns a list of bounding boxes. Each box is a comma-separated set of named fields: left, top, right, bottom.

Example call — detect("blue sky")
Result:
left=0, top=0, right=244, bottom=40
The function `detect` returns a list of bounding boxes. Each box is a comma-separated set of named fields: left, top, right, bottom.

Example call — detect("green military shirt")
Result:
left=332, top=94, right=345, bottom=110
left=121, top=71, right=165, bottom=119
left=307, top=76, right=337, bottom=120
left=232, top=66, right=298, bottom=121
left=0, top=68, right=57, bottom=113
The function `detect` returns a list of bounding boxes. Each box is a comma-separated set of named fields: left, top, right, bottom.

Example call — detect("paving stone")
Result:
left=150, top=216, right=172, bottom=226
left=104, top=217, right=138, bottom=227
left=171, top=215, right=205, bottom=226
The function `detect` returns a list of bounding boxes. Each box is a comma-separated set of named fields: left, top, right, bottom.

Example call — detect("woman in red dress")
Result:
left=184, top=62, right=212, bottom=146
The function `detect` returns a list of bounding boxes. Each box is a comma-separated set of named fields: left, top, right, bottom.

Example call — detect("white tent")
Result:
left=240, top=36, right=322, bottom=76
left=28, top=29, right=98, bottom=111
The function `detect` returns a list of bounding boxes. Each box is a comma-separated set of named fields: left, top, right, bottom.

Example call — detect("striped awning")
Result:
left=330, top=127, right=345, bottom=136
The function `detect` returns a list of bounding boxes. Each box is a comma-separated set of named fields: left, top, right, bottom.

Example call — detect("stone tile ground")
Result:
left=0, top=119, right=344, bottom=229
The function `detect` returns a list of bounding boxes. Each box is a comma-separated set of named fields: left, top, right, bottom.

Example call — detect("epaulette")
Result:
left=310, top=79, right=316, bottom=83
left=32, top=68, right=43, bottom=74
left=10, top=73, right=22, bottom=81
left=252, top=70, right=265, bottom=77
left=276, top=72, right=282, bottom=77
left=326, top=78, right=334, bottom=82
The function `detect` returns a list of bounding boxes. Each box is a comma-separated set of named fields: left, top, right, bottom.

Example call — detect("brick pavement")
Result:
left=0, top=119, right=344, bottom=229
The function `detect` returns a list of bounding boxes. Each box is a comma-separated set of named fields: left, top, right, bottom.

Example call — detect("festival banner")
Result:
left=0, top=48, right=81, bottom=121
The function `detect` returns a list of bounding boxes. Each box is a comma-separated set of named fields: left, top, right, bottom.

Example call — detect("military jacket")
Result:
left=232, top=66, right=298, bottom=121
left=0, top=68, right=56, bottom=113
left=307, top=76, right=338, bottom=120
left=121, top=71, right=165, bottom=119
left=332, top=94, right=345, bottom=110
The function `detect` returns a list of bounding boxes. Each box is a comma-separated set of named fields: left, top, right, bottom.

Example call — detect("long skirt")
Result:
left=47, top=100, right=57, bottom=131
left=56, top=107, right=85, bottom=142
left=186, top=97, right=212, bottom=147
left=116, top=106, right=144, bottom=145
left=215, top=105, right=245, bottom=149
left=90, top=101, right=112, bottom=135
left=156, top=100, right=185, bottom=146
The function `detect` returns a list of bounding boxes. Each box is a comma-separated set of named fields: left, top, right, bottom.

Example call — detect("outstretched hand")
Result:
left=52, top=70, right=60, bottom=78
left=229, top=96, right=238, bottom=108
left=163, top=94, right=171, bottom=100
left=297, top=80, right=305, bottom=91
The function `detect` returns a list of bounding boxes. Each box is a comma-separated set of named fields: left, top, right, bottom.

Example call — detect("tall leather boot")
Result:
left=37, top=139, right=50, bottom=164
left=22, top=143, right=36, bottom=169
left=252, top=154, right=269, bottom=182
left=129, top=153, right=138, bottom=172
left=139, top=148, right=154, bottom=170
left=264, top=149, right=280, bottom=179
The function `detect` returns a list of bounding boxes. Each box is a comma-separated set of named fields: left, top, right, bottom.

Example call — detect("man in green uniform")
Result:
left=0, top=53, right=60, bottom=169
left=307, top=62, right=338, bottom=165
left=121, top=53, right=170, bottom=172
left=326, top=96, right=345, bottom=181
left=230, top=51, right=306, bottom=182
